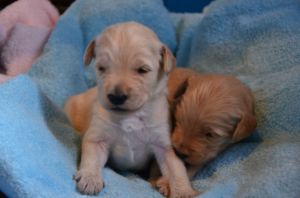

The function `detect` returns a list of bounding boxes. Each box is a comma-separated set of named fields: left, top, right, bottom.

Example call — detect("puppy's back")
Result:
left=192, top=74, right=254, bottom=112
left=168, top=68, right=256, bottom=142
left=193, top=74, right=256, bottom=141
left=168, top=68, right=254, bottom=115
left=64, top=88, right=97, bottom=134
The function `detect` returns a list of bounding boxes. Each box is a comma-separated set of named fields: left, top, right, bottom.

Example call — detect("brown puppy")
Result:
left=167, top=68, right=257, bottom=178
left=147, top=68, right=256, bottom=195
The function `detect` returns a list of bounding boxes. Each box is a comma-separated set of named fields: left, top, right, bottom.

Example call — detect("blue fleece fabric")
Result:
left=0, top=0, right=299, bottom=197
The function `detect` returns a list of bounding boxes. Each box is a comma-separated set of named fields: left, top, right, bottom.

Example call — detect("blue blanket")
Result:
left=1, top=0, right=299, bottom=197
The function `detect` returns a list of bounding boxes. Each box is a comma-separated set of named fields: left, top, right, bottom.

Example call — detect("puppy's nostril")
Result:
left=174, top=149, right=189, bottom=160
left=107, top=94, right=128, bottom=105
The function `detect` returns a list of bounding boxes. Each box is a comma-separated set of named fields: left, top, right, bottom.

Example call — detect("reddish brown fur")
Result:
left=168, top=68, right=257, bottom=173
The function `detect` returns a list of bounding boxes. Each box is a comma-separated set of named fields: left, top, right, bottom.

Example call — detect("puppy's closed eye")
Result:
left=136, top=65, right=151, bottom=74
left=204, top=131, right=224, bottom=141
left=202, top=127, right=220, bottom=138
left=204, top=132, right=214, bottom=138
left=98, top=65, right=107, bottom=73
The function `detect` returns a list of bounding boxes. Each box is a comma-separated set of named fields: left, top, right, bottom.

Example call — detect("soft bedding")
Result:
left=0, top=0, right=299, bottom=197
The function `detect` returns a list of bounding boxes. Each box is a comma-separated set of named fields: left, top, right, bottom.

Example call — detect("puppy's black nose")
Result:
left=174, top=149, right=189, bottom=160
left=107, top=93, right=128, bottom=106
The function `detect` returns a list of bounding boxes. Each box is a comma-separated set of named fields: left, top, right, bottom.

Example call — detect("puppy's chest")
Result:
left=109, top=113, right=157, bottom=170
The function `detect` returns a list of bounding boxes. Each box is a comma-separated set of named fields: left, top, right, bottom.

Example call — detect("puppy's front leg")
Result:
left=74, top=131, right=108, bottom=195
left=152, top=146, right=198, bottom=198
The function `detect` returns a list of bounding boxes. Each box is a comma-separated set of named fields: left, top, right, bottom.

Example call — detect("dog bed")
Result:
left=0, top=0, right=299, bottom=197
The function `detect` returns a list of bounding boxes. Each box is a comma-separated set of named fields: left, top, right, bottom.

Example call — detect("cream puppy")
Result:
left=71, top=22, right=197, bottom=197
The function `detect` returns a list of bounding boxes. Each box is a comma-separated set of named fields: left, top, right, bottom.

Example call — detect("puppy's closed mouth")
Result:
left=110, top=107, right=129, bottom=112
left=108, top=104, right=145, bottom=113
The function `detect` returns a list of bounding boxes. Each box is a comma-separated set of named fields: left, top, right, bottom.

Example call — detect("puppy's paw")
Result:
left=157, top=177, right=170, bottom=197
left=74, top=170, right=104, bottom=195
left=170, top=186, right=199, bottom=198
left=150, top=177, right=170, bottom=197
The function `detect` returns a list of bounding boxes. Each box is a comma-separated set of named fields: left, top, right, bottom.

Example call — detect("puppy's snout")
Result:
left=174, top=149, right=189, bottom=160
left=107, top=87, right=128, bottom=106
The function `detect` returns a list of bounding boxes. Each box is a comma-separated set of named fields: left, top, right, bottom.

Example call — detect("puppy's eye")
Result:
left=98, top=66, right=106, bottom=73
left=205, top=132, right=213, bottom=138
left=136, top=66, right=151, bottom=74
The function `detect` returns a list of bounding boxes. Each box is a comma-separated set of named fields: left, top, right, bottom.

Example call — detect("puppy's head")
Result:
left=169, top=74, right=256, bottom=167
left=84, top=22, right=175, bottom=113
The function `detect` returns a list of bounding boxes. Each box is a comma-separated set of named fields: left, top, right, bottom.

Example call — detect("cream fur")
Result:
left=68, top=22, right=197, bottom=197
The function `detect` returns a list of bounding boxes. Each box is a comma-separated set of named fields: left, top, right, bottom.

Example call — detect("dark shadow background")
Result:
left=0, top=0, right=214, bottom=13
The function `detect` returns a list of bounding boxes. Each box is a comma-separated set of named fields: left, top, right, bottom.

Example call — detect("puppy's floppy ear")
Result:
left=168, top=73, right=190, bottom=105
left=160, top=45, right=176, bottom=74
left=169, top=78, right=189, bottom=112
left=232, top=113, right=257, bottom=142
left=84, top=40, right=95, bottom=65
left=173, top=78, right=189, bottom=101
left=169, top=78, right=189, bottom=130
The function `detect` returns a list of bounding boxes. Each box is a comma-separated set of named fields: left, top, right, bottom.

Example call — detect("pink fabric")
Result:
left=0, top=0, right=59, bottom=45
left=0, top=0, right=59, bottom=83
left=0, top=74, right=12, bottom=84
left=2, top=24, right=51, bottom=75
